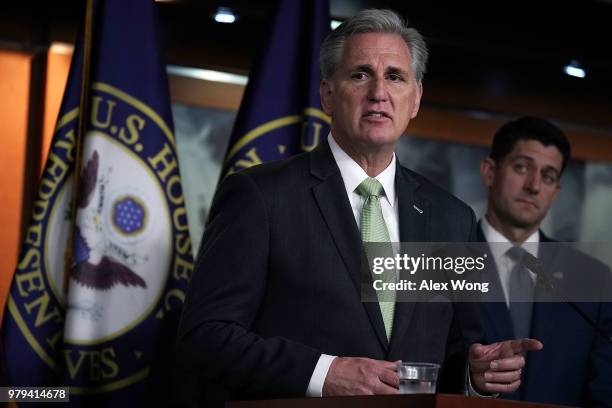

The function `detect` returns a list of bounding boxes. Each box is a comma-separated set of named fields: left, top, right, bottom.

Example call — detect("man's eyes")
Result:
left=542, top=173, right=559, bottom=185
left=513, top=162, right=559, bottom=184
left=351, top=72, right=368, bottom=80
left=349, top=72, right=405, bottom=81
left=513, top=163, right=528, bottom=173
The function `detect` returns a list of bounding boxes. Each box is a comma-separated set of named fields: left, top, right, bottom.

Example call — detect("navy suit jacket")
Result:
left=478, top=224, right=612, bottom=407
left=176, top=143, right=483, bottom=407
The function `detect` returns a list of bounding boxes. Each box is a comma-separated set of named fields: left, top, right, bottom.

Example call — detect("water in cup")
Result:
left=397, top=362, right=440, bottom=394
left=399, top=378, right=436, bottom=394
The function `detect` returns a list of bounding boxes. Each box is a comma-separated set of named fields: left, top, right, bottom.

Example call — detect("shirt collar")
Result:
left=328, top=133, right=396, bottom=207
left=481, top=215, right=539, bottom=258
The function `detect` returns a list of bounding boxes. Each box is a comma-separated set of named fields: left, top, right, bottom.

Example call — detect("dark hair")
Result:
left=489, top=116, right=571, bottom=172
left=319, top=9, right=428, bottom=82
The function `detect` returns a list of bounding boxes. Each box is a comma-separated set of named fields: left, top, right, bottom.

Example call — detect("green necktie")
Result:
left=356, top=177, right=396, bottom=339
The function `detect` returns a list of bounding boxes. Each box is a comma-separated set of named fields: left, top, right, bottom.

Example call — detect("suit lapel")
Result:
left=523, top=235, right=559, bottom=399
left=528, top=233, right=558, bottom=347
left=477, top=224, right=516, bottom=341
left=523, top=303, right=555, bottom=400
left=388, top=166, right=429, bottom=354
left=395, top=167, right=429, bottom=243
left=477, top=224, right=523, bottom=400
left=310, top=144, right=389, bottom=350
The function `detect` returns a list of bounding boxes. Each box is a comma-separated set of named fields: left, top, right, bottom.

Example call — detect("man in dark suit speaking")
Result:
left=177, top=9, right=541, bottom=407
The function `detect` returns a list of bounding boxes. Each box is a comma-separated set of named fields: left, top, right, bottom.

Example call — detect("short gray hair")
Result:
left=320, top=9, right=428, bottom=83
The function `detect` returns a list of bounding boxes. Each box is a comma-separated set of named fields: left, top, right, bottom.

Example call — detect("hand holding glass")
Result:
left=396, top=362, right=440, bottom=394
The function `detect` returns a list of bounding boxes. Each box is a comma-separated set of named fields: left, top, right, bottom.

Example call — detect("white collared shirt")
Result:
left=480, top=216, right=539, bottom=306
left=328, top=134, right=400, bottom=243
left=306, top=134, right=400, bottom=397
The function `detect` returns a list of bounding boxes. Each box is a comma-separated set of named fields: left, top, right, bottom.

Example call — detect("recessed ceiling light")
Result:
left=564, top=60, right=586, bottom=78
left=214, top=7, right=237, bottom=24
left=49, top=42, right=74, bottom=55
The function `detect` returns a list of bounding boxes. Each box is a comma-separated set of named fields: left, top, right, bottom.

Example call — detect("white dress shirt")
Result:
left=480, top=216, right=539, bottom=306
left=328, top=134, right=400, bottom=242
left=306, top=134, right=400, bottom=397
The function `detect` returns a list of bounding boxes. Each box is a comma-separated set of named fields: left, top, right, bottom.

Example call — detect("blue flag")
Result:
left=1, top=0, right=192, bottom=405
left=222, top=0, right=331, bottom=176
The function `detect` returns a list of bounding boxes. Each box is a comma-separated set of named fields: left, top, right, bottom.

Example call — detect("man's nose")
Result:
left=368, top=76, right=387, bottom=102
left=524, top=170, right=541, bottom=194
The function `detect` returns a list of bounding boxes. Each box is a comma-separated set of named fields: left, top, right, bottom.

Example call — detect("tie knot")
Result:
left=356, top=177, right=384, bottom=198
left=506, top=246, right=527, bottom=261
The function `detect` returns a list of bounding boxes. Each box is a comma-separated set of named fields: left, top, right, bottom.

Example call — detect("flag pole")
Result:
left=63, top=0, right=95, bottom=293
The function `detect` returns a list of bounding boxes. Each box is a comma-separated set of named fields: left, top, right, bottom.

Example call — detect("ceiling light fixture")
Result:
left=167, top=65, right=248, bottom=85
left=564, top=60, right=586, bottom=79
left=214, top=7, right=237, bottom=24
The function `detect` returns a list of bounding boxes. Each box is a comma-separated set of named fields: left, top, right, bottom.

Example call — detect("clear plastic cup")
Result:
left=396, top=362, right=440, bottom=394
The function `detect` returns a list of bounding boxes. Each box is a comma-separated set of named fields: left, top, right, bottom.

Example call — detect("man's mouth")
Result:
left=517, top=198, right=538, bottom=209
left=363, top=111, right=391, bottom=119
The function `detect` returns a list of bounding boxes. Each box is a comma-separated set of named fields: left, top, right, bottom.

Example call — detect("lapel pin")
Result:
left=413, top=204, right=423, bottom=214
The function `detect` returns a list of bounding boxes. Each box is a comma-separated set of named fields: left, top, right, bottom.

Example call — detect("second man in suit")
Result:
left=478, top=116, right=612, bottom=406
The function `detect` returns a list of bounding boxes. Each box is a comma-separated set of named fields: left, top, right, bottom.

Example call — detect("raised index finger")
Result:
left=508, top=338, right=543, bottom=354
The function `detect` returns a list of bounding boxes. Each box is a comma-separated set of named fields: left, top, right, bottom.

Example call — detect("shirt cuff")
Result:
left=467, top=365, right=499, bottom=398
left=306, top=354, right=337, bottom=397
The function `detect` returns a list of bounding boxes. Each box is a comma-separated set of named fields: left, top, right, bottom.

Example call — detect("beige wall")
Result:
left=0, top=49, right=44, bottom=324
left=42, top=44, right=72, bottom=166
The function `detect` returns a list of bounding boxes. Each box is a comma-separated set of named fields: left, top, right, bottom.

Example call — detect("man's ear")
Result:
left=320, top=80, right=333, bottom=116
left=410, top=81, right=423, bottom=119
left=480, top=157, right=496, bottom=188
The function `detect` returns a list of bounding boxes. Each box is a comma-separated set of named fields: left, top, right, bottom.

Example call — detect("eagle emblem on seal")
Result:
left=71, top=150, right=147, bottom=290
